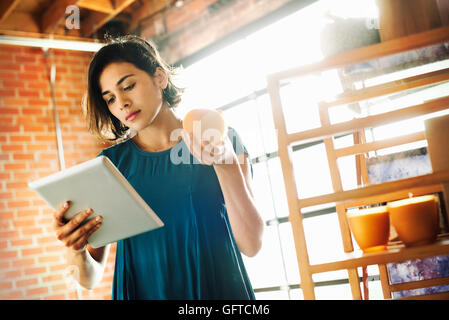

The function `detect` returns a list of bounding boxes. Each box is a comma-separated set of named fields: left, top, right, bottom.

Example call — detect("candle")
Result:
left=347, top=206, right=390, bottom=253
left=387, top=195, right=440, bottom=246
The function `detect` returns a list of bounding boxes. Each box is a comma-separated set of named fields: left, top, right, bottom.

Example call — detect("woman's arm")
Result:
left=66, top=244, right=110, bottom=289
left=213, top=152, right=264, bottom=257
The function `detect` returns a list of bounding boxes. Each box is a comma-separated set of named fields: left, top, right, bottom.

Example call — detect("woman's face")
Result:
left=99, top=61, right=167, bottom=132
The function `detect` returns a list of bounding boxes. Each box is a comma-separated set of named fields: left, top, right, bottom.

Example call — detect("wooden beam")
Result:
left=77, top=0, right=115, bottom=14
left=128, top=0, right=168, bottom=31
left=0, top=0, right=20, bottom=24
left=41, top=0, right=80, bottom=34
left=81, top=0, right=137, bottom=37
left=0, top=12, right=40, bottom=34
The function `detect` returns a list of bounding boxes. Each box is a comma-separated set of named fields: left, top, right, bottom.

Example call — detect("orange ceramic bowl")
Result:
left=183, top=109, right=227, bottom=143
left=387, top=195, right=439, bottom=246
left=347, top=206, right=390, bottom=253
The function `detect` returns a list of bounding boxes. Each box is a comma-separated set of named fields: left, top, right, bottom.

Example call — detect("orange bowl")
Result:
left=347, top=206, right=390, bottom=253
left=387, top=195, right=439, bottom=246
left=183, top=109, right=227, bottom=143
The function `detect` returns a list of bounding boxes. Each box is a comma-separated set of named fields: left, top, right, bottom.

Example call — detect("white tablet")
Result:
left=28, top=155, right=164, bottom=248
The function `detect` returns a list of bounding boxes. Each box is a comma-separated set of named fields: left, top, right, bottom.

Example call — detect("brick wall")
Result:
left=0, top=45, right=116, bottom=300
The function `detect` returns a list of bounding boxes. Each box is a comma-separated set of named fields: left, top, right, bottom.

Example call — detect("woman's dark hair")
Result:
left=84, top=35, right=184, bottom=142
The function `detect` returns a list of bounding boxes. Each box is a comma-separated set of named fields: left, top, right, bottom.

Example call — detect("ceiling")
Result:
left=0, top=0, right=222, bottom=41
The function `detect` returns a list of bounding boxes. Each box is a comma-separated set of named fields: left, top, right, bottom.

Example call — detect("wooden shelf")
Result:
left=309, top=234, right=449, bottom=274
left=298, top=170, right=449, bottom=209
left=267, top=26, right=449, bottom=299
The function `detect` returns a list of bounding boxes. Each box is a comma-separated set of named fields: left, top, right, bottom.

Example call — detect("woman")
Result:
left=53, top=35, right=264, bottom=299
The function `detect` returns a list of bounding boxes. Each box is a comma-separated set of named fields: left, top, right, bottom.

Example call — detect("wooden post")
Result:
left=424, top=114, right=449, bottom=229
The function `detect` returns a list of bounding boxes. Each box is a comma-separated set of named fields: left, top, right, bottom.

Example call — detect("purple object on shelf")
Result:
left=366, top=147, right=449, bottom=298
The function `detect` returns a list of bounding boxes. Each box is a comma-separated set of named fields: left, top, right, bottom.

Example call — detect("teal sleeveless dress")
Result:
left=98, top=127, right=255, bottom=300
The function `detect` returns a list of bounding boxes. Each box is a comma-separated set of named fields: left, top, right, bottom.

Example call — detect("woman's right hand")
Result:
left=53, top=201, right=103, bottom=252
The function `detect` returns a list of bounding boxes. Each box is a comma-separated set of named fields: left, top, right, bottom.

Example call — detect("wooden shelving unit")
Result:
left=267, top=26, right=449, bottom=300
left=309, top=234, right=449, bottom=274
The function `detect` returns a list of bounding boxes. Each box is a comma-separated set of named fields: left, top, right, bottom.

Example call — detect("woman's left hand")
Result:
left=180, top=129, right=238, bottom=166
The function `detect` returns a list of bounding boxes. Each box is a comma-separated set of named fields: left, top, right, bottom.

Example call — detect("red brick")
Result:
left=0, top=281, right=13, bottom=290
left=6, top=181, right=29, bottom=189
left=13, top=171, right=36, bottom=181
left=27, top=81, right=48, bottom=90
left=7, top=201, right=30, bottom=209
left=2, top=80, right=25, bottom=88
left=18, top=90, right=39, bottom=98
left=13, top=219, right=35, bottom=228
left=15, top=116, right=35, bottom=125
left=2, top=97, right=27, bottom=106
left=17, top=73, right=39, bottom=81
left=36, top=236, right=55, bottom=245
left=0, top=250, right=18, bottom=259
left=15, top=55, right=37, bottom=64
left=11, top=238, right=34, bottom=246
left=0, top=211, right=14, bottom=219
left=29, top=162, right=51, bottom=170
left=34, top=135, right=56, bottom=142
left=22, top=124, right=47, bottom=132
left=0, top=290, right=24, bottom=299
left=24, top=266, right=46, bottom=276
left=21, top=227, right=43, bottom=236
left=37, top=255, right=60, bottom=264
left=0, top=107, right=20, bottom=114
left=35, top=115, right=54, bottom=123
left=38, top=153, right=58, bottom=161
left=0, top=63, right=20, bottom=71
left=0, top=89, right=16, bottom=97
left=0, top=54, right=14, bottom=62
left=0, top=46, right=23, bottom=53
left=0, top=71, right=16, bottom=80
left=0, top=124, right=20, bottom=132
left=1, top=144, right=24, bottom=152
left=16, top=210, right=38, bottom=219
left=26, top=286, right=48, bottom=296
left=0, top=192, right=13, bottom=200
left=12, top=257, right=35, bottom=268
left=4, top=270, right=22, bottom=278
left=22, top=107, right=45, bottom=114
left=16, top=278, right=38, bottom=288
left=9, top=135, right=31, bottom=143
left=15, top=189, right=37, bottom=198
